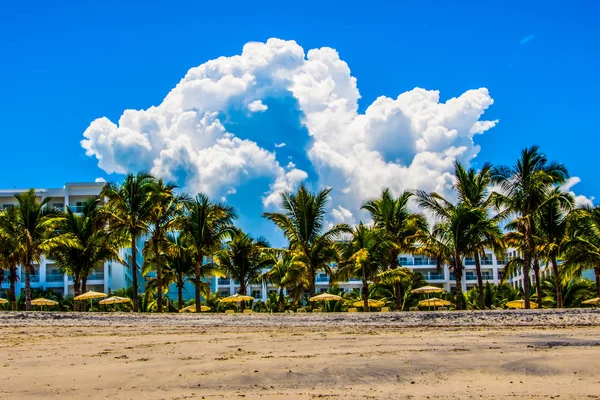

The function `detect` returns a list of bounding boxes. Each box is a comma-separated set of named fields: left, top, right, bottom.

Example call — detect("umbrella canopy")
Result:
left=353, top=299, right=385, bottom=308
left=220, top=294, right=255, bottom=303
left=31, top=298, right=58, bottom=306
left=418, top=297, right=452, bottom=307
left=179, top=305, right=212, bottom=312
left=505, top=300, right=538, bottom=309
left=0, top=298, right=8, bottom=304
left=99, top=296, right=131, bottom=305
left=581, top=297, right=600, bottom=305
left=412, top=285, right=444, bottom=294
left=309, top=293, right=342, bottom=302
left=74, top=291, right=108, bottom=301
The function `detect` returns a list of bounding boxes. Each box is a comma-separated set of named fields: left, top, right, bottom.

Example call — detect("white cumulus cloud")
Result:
left=248, top=100, right=268, bottom=112
left=81, top=38, right=505, bottom=221
left=561, top=177, right=594, bottom=208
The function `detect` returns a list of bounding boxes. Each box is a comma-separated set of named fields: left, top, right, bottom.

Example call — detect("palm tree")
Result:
left=416, top=191, right=491, bottom=310
left=0, top=218, right=20, bottom=310
left=334, top=223, right=392, bottom=310
left=263, top=184, right=351, bottom=297
left=260, top=252, right=307, bottom=312
left=562, top=206, right=600, bottom=296
left=143, top=179, right=185, bottom=312
left=49, top=198, right=125, bottom=310
left=102, top=172, right=157, bottom=312
left=362, top=189, right=428, bottom=310
left=536, top=189, right=574, bottom=307
left=162, top=233, right=196, bottom=309
left=491, top=146, right=569, bottom=308
left=540, top=276, right=595, bottom=308
left=215, top=230, right=270, bottom=311
left=454, top=161, right=505, bottom=309
left=0, top=189, right=71, bottom=310
left=180, top=193, right=236, bottom=312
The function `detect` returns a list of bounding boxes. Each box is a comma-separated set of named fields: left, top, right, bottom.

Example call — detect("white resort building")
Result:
left=0, top=182, right=131, bottom=298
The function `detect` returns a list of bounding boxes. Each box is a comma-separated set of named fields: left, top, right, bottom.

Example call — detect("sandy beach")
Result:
left=1, top=309, right=600, bottom=399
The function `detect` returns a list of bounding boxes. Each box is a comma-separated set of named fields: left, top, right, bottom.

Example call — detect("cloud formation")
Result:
left=81, top=38, right=501, bottom=222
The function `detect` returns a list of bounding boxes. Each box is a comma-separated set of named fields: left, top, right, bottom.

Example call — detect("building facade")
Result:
left=0, top=182, right=130, bottom=298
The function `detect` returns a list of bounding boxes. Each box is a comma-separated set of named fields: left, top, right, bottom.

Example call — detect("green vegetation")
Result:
left=0, top=145, right=598, bottom=312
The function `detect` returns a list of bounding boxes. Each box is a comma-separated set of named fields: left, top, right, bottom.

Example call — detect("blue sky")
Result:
left=0, top=1, right=598, bottom=244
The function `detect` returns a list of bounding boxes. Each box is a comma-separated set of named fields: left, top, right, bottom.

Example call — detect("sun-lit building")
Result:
left=0, top=182, right=131, bottom=298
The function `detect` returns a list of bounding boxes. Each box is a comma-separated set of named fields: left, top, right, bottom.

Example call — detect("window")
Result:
left=251, top=290, right=261, bottom=299
left=52, top=203, right=64, bottom=209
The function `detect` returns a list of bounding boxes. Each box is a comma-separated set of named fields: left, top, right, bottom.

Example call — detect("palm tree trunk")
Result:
left=454, top=264, right=463, bottom=311
left=392, top=255, right=404, bottom=311
left=9, top=266, right=17, bottom=311
left=81, top=276, right=88, bottom=311
left=551, top=254, right=562, bottom=308
left=177, top=281, right=184, bottom=309
left=131, top=235, right=139, bottom=312
left=73, top=279, right=81, bottom=312
left=24, top=264, right=32, bottom=311
left=595, top=268, right=600, bottom=297
left=362, top=279, right=369, bottom=312
left=533, top=257, right=542, bottom=307
left=522, top=229, right=532, bottom=309
left=154, top=239, right=163, bottom=313
left=474, top=252, right=485, bottom=309
left=195, top=257, right=203, bottom=313
left=309, top=266, right=316, bottom=298
left=278, top=287, right=285, bottom=313
left=239, top=283, right=247, bottom=312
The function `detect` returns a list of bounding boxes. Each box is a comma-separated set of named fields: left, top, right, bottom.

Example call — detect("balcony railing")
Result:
left=46, top=273, right=64, bottom=283
left=315, top=275, right=329, bottom=282
left=465, top=258, right=493, bottom=266
left=424, top=272, right=445, bottom=280
left=413, top=259, right=437, bottom=266
left=88, top=272, right=104, bottom=280
left=465, top=272, right=494, bottom=281
left=497, top=259, right=508, bottom=265
left=21, top=274, right=40, bottom=283
left=218, top=278, right=231, bottom=285
left=69, top=205, right=85, bottom=213
left=399, top=259, right=413, bottom=266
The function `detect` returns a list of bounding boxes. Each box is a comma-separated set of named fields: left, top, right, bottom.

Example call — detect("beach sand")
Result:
left=1, top=309, right=599, bottom=399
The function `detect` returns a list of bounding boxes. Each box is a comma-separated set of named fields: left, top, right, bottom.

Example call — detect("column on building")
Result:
left=103, top=262, right=109, bottom=293
left=261, top=280, right=268, bottom=302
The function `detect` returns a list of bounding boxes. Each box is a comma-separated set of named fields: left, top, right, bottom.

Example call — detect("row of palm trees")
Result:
left=0, top=145, right=598, bottom=312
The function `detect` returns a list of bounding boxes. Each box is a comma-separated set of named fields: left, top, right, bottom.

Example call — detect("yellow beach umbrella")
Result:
left=179, top=305, right=212, bottom=312
left=581, top=297, right=600, bottom=305
left=99, top=296, right=131, bottom=305
left=353, top=299, right=385, bottom=308
left=219, top=294, right=255, bottom=303
left=31, top=298, right=58, bottom=311
left=309, top=293, right=342, bottom=302
left=412, top=285, right=444, bottom=294
left=505, top=300, right=538, bottom=309
left=31, top=298, right=58, bottom=306
left=74, top=291, right=108, bottom=301
left=0, top=298, right=8, bottom=305
left=418, top=297, right=452, bottom=307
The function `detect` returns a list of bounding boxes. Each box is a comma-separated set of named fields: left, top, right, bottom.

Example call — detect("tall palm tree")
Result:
left=180, top=193, right=236, bottom=312
left=263, top=184, right=351, bottom=297
left=536, top=189, right=574, bottom=307
left=102, top=172, right=157, bottom=312
left=362, top=189, right=428, bottom=310
left=143, top=179, right=185, bottom=312
left=162, top=233, right=195, bottom=309
left=491, top=146, right=569, bottom=308
left=562, top=206, right=600, bottom=296
left=0, top=189, right=71, bottom=310
left=260, top=252, right=307, bottom=312
left=0, top=216, right=20, bottom=310
left=416, top=191, right=491, bottom=310
left=215, top=230, right=271, bottom=311
left=334, top=223, right=393, bottom=310
left=49, top=198, right=125, bottom=310
left=454, top=161, right=505, bottom=309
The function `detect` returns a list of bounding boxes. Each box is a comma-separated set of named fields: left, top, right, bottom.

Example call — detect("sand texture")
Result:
left=1, top=309, right=599, bottom=399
